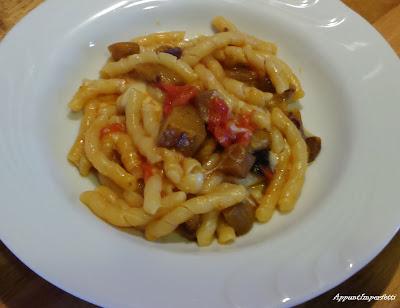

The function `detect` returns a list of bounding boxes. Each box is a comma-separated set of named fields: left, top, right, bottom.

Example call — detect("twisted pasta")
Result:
left=98, top=173, right=124, bottom=195
left=211, top=16, right=238, bottom=32
left=214, top=45, right=303, bottom=97
left=202, top=153, right=221, bottom=171
left=132, top=31, right=185, bottom=47
left=68, top=79, right=126, bottom=112
left=80, top=187, right=152, bottom=227
left=85, top=116, right=138, bottom=191
left=216, top=217, right=236, bottom=244
left=68, top=101, right=98, bottom=175
left=101, top=132, right=143, bottom=176
left=196, top=210, right=219, bottom=246
left=178, top=35, right=208, bottom=49
left=145, top=183, right=248, bottom=240
left=212, top=16, right=277, bottom=54
left=271, top=108, right=308, bottom=212
left=182, top=32, right=245, bottom=66
left=273, top=57, right=305, bottom=100
left=124, top=87, right=162, bottom=164
left=199, top=172, right=224, bottom=195
left=101, top=51, right=197, bottom=83
left=213, top=46, right=248, bottom=67
left=143, top=174, right=162, bottom=215
left=159, top=192, right=187, bottom=211
left=270, top=127, right=285, bottom=154
left=68, top=16, right=320, bottom=246
left=195, top=137, right=218, bottom=164
left=122, top=190, right=144, bottom=208
left=203, top=56, right=273, bottom=107
left=141, top=98, right=162, bottom=139
left=243, top=45, right=290, bottom=94
left=255, top=144, right=290, bottom=222
left=161, top=149, right=205, bottom=194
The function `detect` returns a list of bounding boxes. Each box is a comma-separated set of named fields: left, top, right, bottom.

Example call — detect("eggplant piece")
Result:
left=222, top=202, right=254, bottom=236
left=305, top=136, right=321, bottom=163
left=178, top=214, right=201, bottom=241
left=287, top=110, right=303, bottom=132
left=282, top=88, right=295, bottom=101
left=287, top=111, right=321, bottom=162
left=108, top=42, right=140, bottom=61
left=225, top=65, right=258, bottom=84
left=194, top=90, right=222, bottom=122
left=132, top=63, right=184, bottom=84
left=155, top=45, right=183, bottom=59
left=255, top=75, right=276, bottom=93
left=219, top=144, right=256, bottom=178
left=251, top=149, right=270, bottom=176
left=158, top=105, right=206, bottom=156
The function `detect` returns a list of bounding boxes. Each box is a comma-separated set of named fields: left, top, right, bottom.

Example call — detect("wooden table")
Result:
left=0, top=0, right=399, bottom=307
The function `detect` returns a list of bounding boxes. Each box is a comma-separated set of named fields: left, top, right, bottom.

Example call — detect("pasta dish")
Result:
left=67, top=17, right=321, bottom=246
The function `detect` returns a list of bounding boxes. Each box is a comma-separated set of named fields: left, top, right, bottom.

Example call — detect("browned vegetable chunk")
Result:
left=194, top=90, right=221, bottom=122
left=132, top=63, right=183, bottom=84
left=305, top=136, right=321, bottom=163
left=282, top=88, right=295, bottom=101
left=158, top=105, right=207, bottom=156
left=155, top=45, right=183, bottom=59
left=108, top=42, right=140, bottom=61
left=256, top=75, right=276, bottom=93
left=218, top=144, right=256, bottom=178
left=287, top=110, right=304, bottom=133
left=223, top=202, right=254, bottom=235
left=178, top=214, right=201, bottom=241
left=251, top=149, right=270, bottom=176
left=225, top=65, right=258, bottom=84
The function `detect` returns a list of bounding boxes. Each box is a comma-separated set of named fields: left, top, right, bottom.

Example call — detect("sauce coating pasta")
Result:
left=68, top=17, right=321, bottom=246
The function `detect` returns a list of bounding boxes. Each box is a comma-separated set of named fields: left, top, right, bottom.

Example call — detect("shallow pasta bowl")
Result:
left=0, top=0, right=399, bottom=307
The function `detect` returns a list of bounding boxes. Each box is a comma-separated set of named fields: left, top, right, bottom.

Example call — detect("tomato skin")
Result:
left=208, top=97, right=230, bottom=129
left=262, top=166, right=274, bottom=183
left=141, top=161, right=154, bottom=182
left=100, top=123, right=126, bottom=139
left=156, top=83, right=198, bottom=115
left=236, top=112, right=256, bottom=131
left=236, top=130, right=253, bottom=146
left=207, top=98, right=255, bottom=147
left=212, top=125, right=232, bottom=147
left=234, top=113, right=257, bottom=146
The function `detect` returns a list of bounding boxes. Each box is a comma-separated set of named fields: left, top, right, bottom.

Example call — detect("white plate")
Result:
left=0, top=0, right=399, bottom=307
